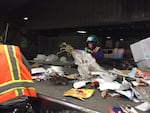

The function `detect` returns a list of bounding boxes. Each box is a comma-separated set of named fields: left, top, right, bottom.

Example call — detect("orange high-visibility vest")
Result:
left=0, top=44, right=36, bottom=103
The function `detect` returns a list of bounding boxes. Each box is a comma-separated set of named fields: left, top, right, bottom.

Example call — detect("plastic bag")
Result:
left=71, top=50, right=104, bottom=79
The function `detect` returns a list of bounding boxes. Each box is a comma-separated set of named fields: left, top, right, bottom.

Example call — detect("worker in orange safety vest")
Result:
left=0, top=36, right=36, bottom=106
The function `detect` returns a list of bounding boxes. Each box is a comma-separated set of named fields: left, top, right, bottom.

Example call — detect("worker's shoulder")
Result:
left=96, top=46, right=103, bottom=51
left=2, top=44, right=20, bottom=50
left=5, top=44, right=19, bottom=48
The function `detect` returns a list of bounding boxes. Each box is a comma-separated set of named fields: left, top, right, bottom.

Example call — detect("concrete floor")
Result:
left=33, top=80, right=148, bottom=113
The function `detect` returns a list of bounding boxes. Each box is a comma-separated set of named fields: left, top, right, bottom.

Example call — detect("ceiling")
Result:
left=1, top=0, right=150, bottom=40
left=0, top=0, right=150, bottom=25
left=0, top=0, right=36, bottom=19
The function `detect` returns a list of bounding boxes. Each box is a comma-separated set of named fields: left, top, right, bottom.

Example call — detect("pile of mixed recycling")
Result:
left=30, top=42, right=150, bottom=112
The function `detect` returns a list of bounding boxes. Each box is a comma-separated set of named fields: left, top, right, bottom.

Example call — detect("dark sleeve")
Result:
left=21, top=53, right=31, bottom=73
left=92, top=49, right=104, bottom=61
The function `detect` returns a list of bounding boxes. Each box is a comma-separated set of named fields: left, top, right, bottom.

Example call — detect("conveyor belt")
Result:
left=33, top=80, right=148, bottom=113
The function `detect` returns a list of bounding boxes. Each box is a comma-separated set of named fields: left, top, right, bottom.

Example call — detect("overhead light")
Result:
left=106, top=36, right=111, bottom=39
left=23, top=17, right=28, bottom=21
left=77, top=30, right=87, bottom=34
left=120, top=38, right=124, bottom=41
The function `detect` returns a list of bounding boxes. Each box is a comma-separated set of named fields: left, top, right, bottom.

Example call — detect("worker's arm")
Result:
left=92, top=48, right=104, bottom=62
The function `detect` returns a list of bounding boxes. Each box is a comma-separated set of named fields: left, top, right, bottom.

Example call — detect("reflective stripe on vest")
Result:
left=95, top=47, right=100, bottom=52
left=85, top=47, right=92, bottom=53
left=4, top=45, right=20, bottom=80
left=0, top=80, right=34, bottom=95
left=85, top=47, right=100, bottom=53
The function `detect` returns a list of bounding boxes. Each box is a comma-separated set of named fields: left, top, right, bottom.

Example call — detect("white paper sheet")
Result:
left=135, top=101, right=150, bottom=112
left=31, top=67, right=46, bottom=74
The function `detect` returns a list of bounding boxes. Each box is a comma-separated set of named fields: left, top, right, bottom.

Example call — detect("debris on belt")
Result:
left=31, top=66, right=79, bottom=84
left=64, top=88, right=94, bottom=100
left=31, top=42, right=150, bottom=112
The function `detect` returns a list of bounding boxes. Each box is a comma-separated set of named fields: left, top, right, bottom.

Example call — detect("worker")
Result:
left=85, top=35, right=104, bottom=64
left=0, top=36, right=36, bottom=112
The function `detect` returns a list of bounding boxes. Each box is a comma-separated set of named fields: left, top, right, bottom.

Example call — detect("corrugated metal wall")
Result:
left=26, top=0, right=150, bottom=29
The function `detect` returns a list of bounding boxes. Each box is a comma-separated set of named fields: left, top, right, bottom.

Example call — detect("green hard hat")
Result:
left=86, top=35, right=98, bottom=42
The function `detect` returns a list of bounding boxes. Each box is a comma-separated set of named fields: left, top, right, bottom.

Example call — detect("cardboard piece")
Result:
left=130, top=37, right=150, bottom=69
